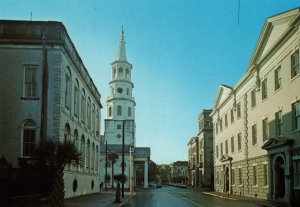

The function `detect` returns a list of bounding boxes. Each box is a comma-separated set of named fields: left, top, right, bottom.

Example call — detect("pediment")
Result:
left=262, top=137, right=293, bottom=151
left=220, top=155, right=232, bottom=162
left=248, top=8, right=299, bottom=71
left=213, top=85, right=233, bottom=109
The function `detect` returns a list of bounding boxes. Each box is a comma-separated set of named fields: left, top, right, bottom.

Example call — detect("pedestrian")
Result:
left=100, top=182, right=103, bottom=192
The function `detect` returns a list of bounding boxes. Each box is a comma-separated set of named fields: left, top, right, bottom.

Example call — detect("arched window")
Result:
left=64, top=123, right=71, bottom=141
left=128, top=107, right=132, bottom=117
left=117, top=106, right=122, bottom=116
left=118, top=67, right=123, bottom=77
left=74, top=79, right=79, bottom=116
left=109, top=106, right=112, bottom=117
left=113, top=68, right=116, bottom=79
left=81, top=89, right=86, bottom=123
left=65, top=67, right=71, bottom=109
left=86, top=139, right=90, bottom=171
left=22, top=119, right=36, bottom=157
left=80, top=135, right=85, bottom=171
left=74, top=130, right=78, bottom=149
left=87, top=98, right=91, bottom=128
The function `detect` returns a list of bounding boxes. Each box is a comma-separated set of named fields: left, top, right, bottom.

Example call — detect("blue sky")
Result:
left=1, top=0, right=299, bottom=164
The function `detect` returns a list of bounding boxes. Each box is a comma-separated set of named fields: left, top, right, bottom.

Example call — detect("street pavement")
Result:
left=64, top=186, right=288, bottom=207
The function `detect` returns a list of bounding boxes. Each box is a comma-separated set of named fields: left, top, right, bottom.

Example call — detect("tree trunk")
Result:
left=50, top=167, right=65, bottom=207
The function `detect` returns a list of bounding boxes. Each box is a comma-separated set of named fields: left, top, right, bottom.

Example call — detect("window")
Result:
left=86, top=140, right=90, bottom=170
left=252, top=124, right=257, bottom=146
left=262, top=118, right=269, bottom=142
left=117, top=124, right=122, bottom=129
left=127, top=88, right=129, bottom=95
left=128, top=107, right=132, bottom=117
left=225, top=114, right=228, bottom=128
left=81, top=90, right=86, bottom=123
left=117, top=106, right=122, bottom=116
left=92, top=104, right=95, bottom=132
left=238, top=168, right=242, bottom=185
left=232, top=168, right=235, bottom=185
left=109, top=106, right=112, bottom=117
left=74, top=81, right=79, bottom=116
left=215, top=123, right=218, bottom=134
left=113, top=68, right=116, bottom=79
left=65, top=74, right=71, bottom=108
left=230, top=108, right=234, bottom=123
left=276, top=111, right=283, bottom=136
left=64, top=124, right=71, bottom=141
left=91, top=143, right=95, bottom=171
left=238, top=133, right=242, bottom=151
left=220, top=143, right=223, bottom=156
left=294, top=159, right=300, bottom=187
left=80, top=136, right=85, bottom=170
left=251, top=89, right=256, bottom=108
left=225, top=140, right=228, bottom=155
left=253, top=166, right=257, bottom=186
left=264, top=164, right=268, bottom=186
left=216, top=145, right=219, bottom=158
left=219, top=118, right=223, bottom=131
left=275, top=67, right=282, bottom=90
left=237, top=102, right=241, bottom=118
left=118, top=67, right=123, bottom=77
left=22, top=120, right=36, bottom=157
left=292, top=101, right=300, bottom=131
left=262, top=79, right=268, bottom=100
left=126, top=68, right=130, bottom=78
left=87, top=98, right=91, bottom=128
left=24, top=66, right=37, bottom=98
left=231, top=136, right=234, bottom=153
left=291, top=50, right=299, bottom=78
left=96, top=109, right=100, bottom=133
left=74, top=130, right=78, bottom=149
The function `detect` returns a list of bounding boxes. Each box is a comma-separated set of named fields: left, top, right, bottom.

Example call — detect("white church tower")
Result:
left=105, top=27, right=136, bottom=147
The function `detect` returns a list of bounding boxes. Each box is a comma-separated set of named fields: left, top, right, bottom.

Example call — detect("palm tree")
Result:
left=33, top=139, right=82, bottom=207
left=108, top=152, right=119, bottom=189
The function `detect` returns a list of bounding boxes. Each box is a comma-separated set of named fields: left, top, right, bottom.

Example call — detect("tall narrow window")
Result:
left=251, top=89, right=256, bottom=108
left=231, top=108, right=234, bottom=123
left=252, top=124, right=257, bottom=146
left=96, top=109, right=100, bottom=133
left=128, top=107, right=132, bottom=117
left=237, top=102, right=241, bottom=118
left=263, top=118, right=269, bottom=142
left=126, top=68, right=130, bottom=78
left=91, top=143, right=95, bottom=171
left=275, top=67, right=282, bottom=90
left=239, top=168, right=242, bottom=185
left=80, top=136, right=85, bottom=170
left=74, top=80, right=79, bottom=116
left=262, top=79, right=268, bottom=100
left=291, top=50, right=299, bottom=78
left=86, top=140, right=90, bottom=170
left=220, top=143, right=223, bottom=156
left=81, top=90, right=86, bottom=123
left=92, top=104, right=95, bottom=132
left=117, top=106, right=122, bottom=116
left=216, top=145, right=219, bottom=158
left=65, top=71, right=71, bottom=108
left=108, top=106, right=112, bottom=117
left=225, top=114, right=228, bottom=128
left=24, top=66, right=37, bottom=98
left=22, top=120, right=36, bottom=157
left=238, top=133, right=242, bottom=151
left=253, top=166, right=257, bottom=186
left=231, top=136, right=234, bottom=153
left=87, top=98, right=91, bottom=128
left=292, top=101, right=300, bottom=131
left=276, top=111, right=283, bottom=136
left=264, top=164, right=268, bottom=186
left=232, top=168, right=235, bottom=185
left=64, top=123, right=71, bottom=141
left=225, top=140, right=228, bottom=155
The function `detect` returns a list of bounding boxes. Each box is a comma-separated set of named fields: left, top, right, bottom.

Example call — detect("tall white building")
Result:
left=100, top=28, right=150, bottom=189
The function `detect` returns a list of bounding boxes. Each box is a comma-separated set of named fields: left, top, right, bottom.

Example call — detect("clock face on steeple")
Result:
left=117, top=87, right=123, bottom=94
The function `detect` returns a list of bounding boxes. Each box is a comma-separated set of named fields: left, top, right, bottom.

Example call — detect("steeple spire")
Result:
left=116, top=26, right=127, bottom=61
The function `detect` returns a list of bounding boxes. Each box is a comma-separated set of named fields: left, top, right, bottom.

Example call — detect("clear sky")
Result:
left=1, top=0, right=299, bottom=164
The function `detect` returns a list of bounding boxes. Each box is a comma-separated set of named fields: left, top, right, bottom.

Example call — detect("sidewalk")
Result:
left=201, top=191, right=288, bottom=207
left=65, top=190, right=136, bottom=207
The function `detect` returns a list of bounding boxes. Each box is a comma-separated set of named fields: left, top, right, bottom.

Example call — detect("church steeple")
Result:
left=116, top=26, right=127, bottom=61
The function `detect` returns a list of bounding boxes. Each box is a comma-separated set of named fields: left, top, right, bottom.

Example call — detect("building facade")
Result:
left=211, top=8, right=300, bottom=205
left=99, top=28, right=150, bottom=189
left=197, top=109, right=214, bottom=188
left=0, top=20, right=102, bottom=198
left=170, top=161, right=188, bottom=184
left=188, top=137, right=199, bottom=186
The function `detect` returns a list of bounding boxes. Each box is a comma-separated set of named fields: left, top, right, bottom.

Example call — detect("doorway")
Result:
left=274, top=156, right=285, bottom=199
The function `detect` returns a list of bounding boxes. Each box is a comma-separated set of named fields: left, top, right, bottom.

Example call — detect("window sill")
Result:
left=20, top=97, right=39, bottom=100
left=252, top=185, right=258, bottom=188
left=291, top=73, right=300, bottom=82
left=274, top=87, right=282, bottom=93
left=291, top=129, right=300, bottom=134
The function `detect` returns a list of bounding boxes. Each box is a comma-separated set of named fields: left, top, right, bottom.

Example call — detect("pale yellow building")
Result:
left=211, top=8, right=300, bottom=206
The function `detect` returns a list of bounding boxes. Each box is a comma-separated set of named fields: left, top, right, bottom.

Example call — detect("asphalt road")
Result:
left=127, top=186, right=259, bottom=207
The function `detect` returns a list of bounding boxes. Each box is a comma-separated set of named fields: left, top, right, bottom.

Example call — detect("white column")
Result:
left=144, top=159, right=148, bottom=188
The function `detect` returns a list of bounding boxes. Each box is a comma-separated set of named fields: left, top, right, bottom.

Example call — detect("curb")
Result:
left=202, top=192, right=237, bottom=201
left=118, top=194, right=137, bottom=207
